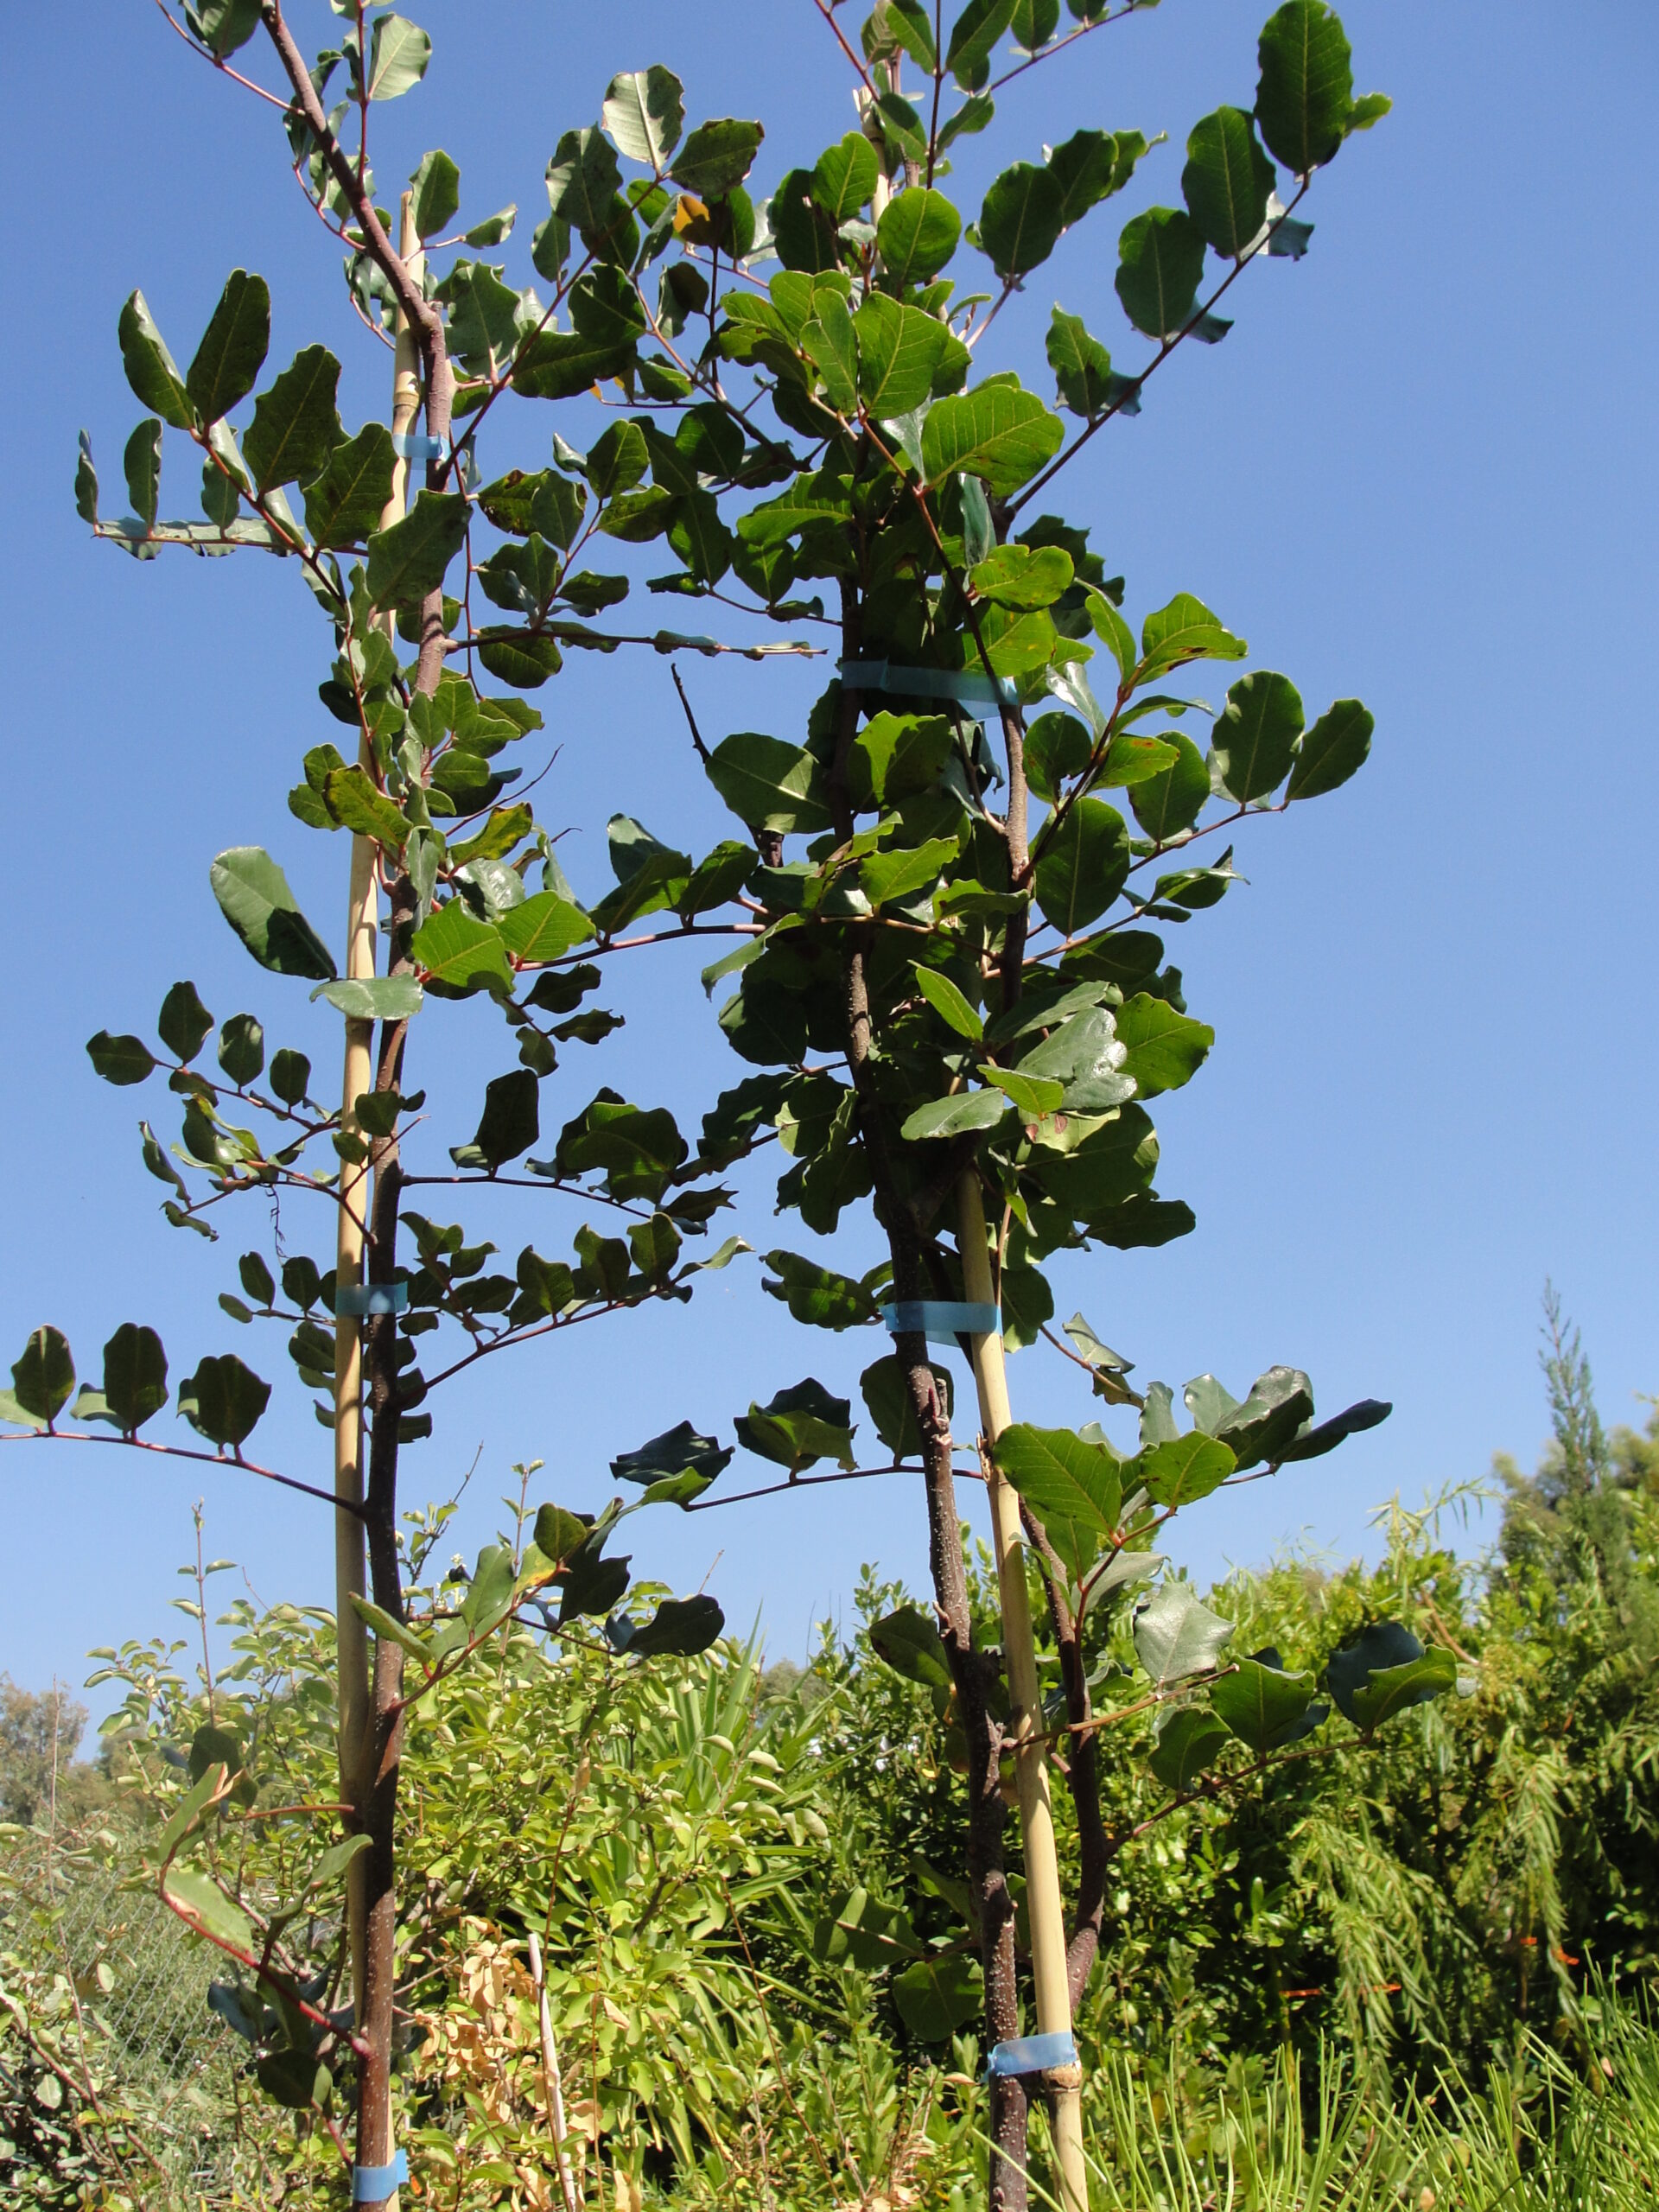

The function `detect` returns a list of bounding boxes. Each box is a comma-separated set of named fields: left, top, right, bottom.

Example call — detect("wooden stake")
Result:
left=333, top=190, right=423, bottom=2169
left=528, top=1930, right=582, bottom=2212
left=957, top=1171, right=1089, bottom=2212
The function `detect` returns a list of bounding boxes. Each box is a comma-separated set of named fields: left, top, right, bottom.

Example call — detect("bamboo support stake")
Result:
left=528, top=1931, right=582, bottom=2212
left=334, top=190, right=423, bottom=2063
left=957, top=1172, right=1089, bottom=2212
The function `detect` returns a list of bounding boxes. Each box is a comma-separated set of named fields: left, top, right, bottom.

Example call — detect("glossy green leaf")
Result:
left=213, top=1014, right=262, bottom=1086
left=603, top=66, right=684, bottom=170
left=979, top=162, right=1066, bottom=279
left=1211, top=1656, right=1319, bottom=1752
left=1113, top=994, right=1212, bottom=1098
left=1115, top=207, right=1207, bottom=340
left=1128, top=729, right=1209, bottom=838
left=762, top=1250, right=878, bottom=1330
left=449, top=1070, right=538, bottom=1172
left=302, top=423, right=396, bottom=547
left=1025, top=709, right=1092, bottom=800
left=860, top=836, right=958, bottom=907
left=1012, top=0, right=1061, bottom=51
left=87, top=1031, right=156, bottom=1087
left=1135, top=1431, right=1236, bottom=1507
left=162, top=1866, right=255, bottom=1953
left=813, top=132, right=879, bottom=221
left=981, top=1063, right=1064, bottom=1118
left=551, top=1090, right=686, bottom=1200
left=1287, top=698, right=1373, bottom=800
left=1214, top=670, right=1304, bottom=800
left=734, top=1376, right=855, bottom=1472
left=1255, top=0, right=1354, bottom=175
left=1326, top=1621, right=1454, bottom=1731
left=1139, top=591, right=1247, bottom=677
left=410, top=901, right=512, bottom=995
left=1148, top=1706, right=1231, bottom=1791
left=944, top=0, right=1015, bottom=90
left=671, top=118, right=765, bottom=198
left=189, top=0, right=259, bottom=59
left=365, top=13, right=430, bottom=99
left=186, top=270, right=270, bottom=426
left=124, top=419, right=162, bottom=528
left=315, top=975, right=423, bottom=1020
left=899, top=1087, right=1009, bottom=1142
left=995, top=1422, right=1121, bottom=1580
left=11, top=1327, right=74, bottom=1424
left=1182, top=107, right=1275, bottom=258
left=875, top=188, right=962, bottom=285
left=178, top=1353, right=270, bottom=1450
left=913, top=965, right=983, bottom=1040
left=1216, top=1365, right=1315, bottom=1471
left=854, top=295, right=951, bottom=417
left=627, top=1594, right=726, bottom=1657
left=860, top=1354, right=953, bottom=1460
left=1033, top=796, right=1130, bottom=936
left=869, top=1607, right=951, bottom=1690
left=1277, top=1395, right=1391, bottom=1462
left=118, top=291, right=195, bottom=430
left=210, top=849, right=336, bottom=980
left=244, top=346, right=343, bottom=493
left=971, top=543, right=1073, bottom=609
left=410, top=148, right=461, bottom=238
left=611, top=1421, right=733, bottom=1489
left=921, top=383, right=1063, bottom=496
left=366, top=489, right=467, bottom=611
left=497, top=892, right=591, bottom=963
left=1133, top=1581, right=1236, bottom=1687
left=706, top=732, right=834, bottom=835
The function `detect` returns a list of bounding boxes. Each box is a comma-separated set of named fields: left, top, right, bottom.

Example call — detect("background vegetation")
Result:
left=3, top=1307, right=1655, bottom=2208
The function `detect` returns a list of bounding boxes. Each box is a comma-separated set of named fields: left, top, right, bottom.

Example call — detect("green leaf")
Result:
left=734, top=1377, right=855, bottom=1473
left=611, top=1421, right=733, bottom=1488
left=979, top=162, right=1065, bottom=279
left=1034, top=796, right=1130, bottom=936
left=118, top=291, right=195, bottom=430
left=981, top=1064, right=1064, bottom=1119
left=762, top=1250, right=878, bottom=1331
left=243, top=346, right=343, bottom=496
left=123, top=419, right=162, bottom=528
left=1255, top=0, right=1354, bottom=176
left=189, top=0, right=259, bottom=59
left=921, top=384, right=1063, bottom=497
left=530, top=1503, right=588, bottom=1567
left=75, top=430, right=99, bottom=525
left=215, top=1014, right=264, bottom=1086
left=162, top=1866, right=255, bottom=1953
left=315, top=975, right=424, bottom=1020
left=96, top=1323, right=168, bottom=1434
left=1182, top=107, right=1275, bottom=259
left=512, top=327, right=635, bottom=402
left=944, top=0, right=1016, bottom=89
left=671, top=118, right=765, bottom=198
left=1113, top=994, right=1212, bottom=1098
left=857, top=1351, right=954, bottom=1462
left=1133, top=1582, right=1236, bottom=1688
left=1278, top=1396, right=1390, bottom=1462
left=626, top=1594, right=725, bottom=1658
left=1148, top=1706, right=1231, bottom=1791
left=320, top=765, right=409, bottom=849
left=366, top=489, right=467, bottom=611
left=875, top=188, right=962, bottom=285
left=11, top=1327, right=74, bottom=1424
left=1287, top=698, right=1373, bottom=800
left=995, top=1422, right=1121, bottom=1580
left=550, top=1090, right=686, bottom=1200
left=178, top=1354, right=270, bottom=1449
left=813, top=131, right=879, bottom=221
left=453, top=1069, right=539, bottom=1172
left=899, top=1088, right=1009, bottom=1142
left=971, top=543, right=1073, bottom=610
left=854, top=295, right=951, bottom=417
left=1115, top=207, right=1207, bottom=340
left=498, top=892, right=591, bottom=963
left=269, top=1049, right=311, bottom=1107
left=156, top=1764, right=228, bottom=1861
left=603, top=66, right=684, bottom=169
left=186, top=270, right=270, bottom=426
left=1211, top=1656, right=1319, bottom=1752
left=410, top=147, right=461, bottom=238
left=86, top=1031, right=156, bottom=1087
left=869, top=1606, right=952, bottom=1690
left=913, top=965, right=983, bottom=1040
left=1024, top=709, right=1091, bottom=801
left=861, top=836, right=959, bottom=908
left=365, top=13, right=430, bottom=99
left=351, top=1593, right=434, bottom=1662
left=1139, top=592, right=1247, bottom=677
left=893, top=1954, right=983, bottom=2040
left=1135, top=1431, right=1236, bottom=1508
left=1326, top=1622, right=1453, bottom=1732
left=1128, top=730, right=1209, bottom=839
left=706, top=732, right=834, bottom=835
left=1215, top=1365, right=1314, bottom=1470
left=302, top=423, right=396, bottom=547
left=158, top=981, right=213, bottom=1063
left=849, top=713, right=955, bottom=808
left=1214, top=671, right=1304, bottom=800
left=410, top=902, right=511, bottom=995
left=210, top=849, right=336, bottom=981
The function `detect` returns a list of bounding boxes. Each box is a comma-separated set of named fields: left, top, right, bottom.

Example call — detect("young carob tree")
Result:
left=469, top=3, right=1453, bottom=2206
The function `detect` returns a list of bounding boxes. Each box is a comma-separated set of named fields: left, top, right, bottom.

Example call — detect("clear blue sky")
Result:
left=3, top=1, right=1654, bottom=1719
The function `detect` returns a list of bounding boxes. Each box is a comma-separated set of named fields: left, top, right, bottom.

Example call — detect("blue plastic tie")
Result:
left=391, top=429, right=450, bottom=463
left=986, top=2031, right=1077, bottom=2080
left=839, top=658, right=1020, bottom=710
left=335, top=1281, right=410, bottom=1319
left=353, top=2149, right=408, bottom=2202
left=880, top=1300, right=1001, bottom=1347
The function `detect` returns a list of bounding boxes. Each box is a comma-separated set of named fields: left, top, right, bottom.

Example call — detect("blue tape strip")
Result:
left=391, top=429, right=450, bottom=463
left=839, top=658, right=1020, bottom=710
left=880, top=1300, right=1001, bottom=1346
left=353, top=2149, right=408, bottom=2201
left=986, top=2031, right=1077, bottom=2079
left=335, top=1281, right=410, bottom=1319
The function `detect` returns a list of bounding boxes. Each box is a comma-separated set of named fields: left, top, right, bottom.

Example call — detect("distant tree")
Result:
left=0, top=1677, right=87, bottom=1827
